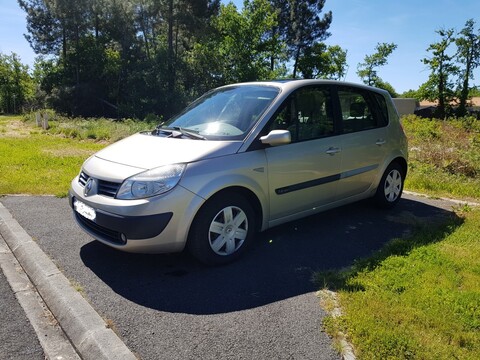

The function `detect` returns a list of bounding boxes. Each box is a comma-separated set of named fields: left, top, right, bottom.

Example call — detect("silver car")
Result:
left=69, top=80, right=408, bottom=265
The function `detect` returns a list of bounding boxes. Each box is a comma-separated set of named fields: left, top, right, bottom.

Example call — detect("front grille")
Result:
left=74, top=212, right=125, bottom=245
left=78, top=171, right=121, bottom=198
left=98, top=180, right=121, bottom=197
left=79, top=171, right=89, bottom=186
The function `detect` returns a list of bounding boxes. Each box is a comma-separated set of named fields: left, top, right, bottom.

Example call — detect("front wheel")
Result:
left=374, top=163, right=404, bottom=208
left=187, top=192, right=256, bottom=265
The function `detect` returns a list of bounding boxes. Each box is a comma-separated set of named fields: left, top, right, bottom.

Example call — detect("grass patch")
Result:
left=402, top=115, right=480, bottom=201
left=316, top=209, right=480, bottom=359
left=22, top=112, right=155, bottom=142
left=405, top=162, right=480, bottom=200
left=0, top=135, right=104, bottom=196
left=0, top=115, right=152, bottom=196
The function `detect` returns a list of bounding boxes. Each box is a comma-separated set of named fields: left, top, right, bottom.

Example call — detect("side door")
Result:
left=334, top=86, right=389, bottom=198
left=262, top=85, right=342, bottom=223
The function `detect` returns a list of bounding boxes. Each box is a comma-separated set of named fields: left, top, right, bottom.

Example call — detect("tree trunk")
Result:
left=438, top=63, right=446, bottom=120
left=293, top=47, right=300, bottom=78
left=458, top=54, right=472, bottom=117
left=167, top=0, right=175, bottom=96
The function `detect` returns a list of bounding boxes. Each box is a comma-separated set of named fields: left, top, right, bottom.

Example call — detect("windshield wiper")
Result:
left=153, top=127, right=179, bottom=137
left=154, top=126, right=206, bottom=140
left=173, top=127, right=206, bottom=140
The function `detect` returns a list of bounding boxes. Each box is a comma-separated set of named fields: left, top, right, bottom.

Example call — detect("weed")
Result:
left=71, top=280, right=85, bottom=295
left=22, top=111, right=155, bottom=142
left=403, top=115, right=480, bottom=200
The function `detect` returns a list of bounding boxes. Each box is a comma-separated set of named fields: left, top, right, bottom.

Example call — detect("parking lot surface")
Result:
left=1, top=193, right=455, bottom=359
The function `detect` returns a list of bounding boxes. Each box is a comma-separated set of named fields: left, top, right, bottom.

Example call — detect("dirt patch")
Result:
left=41, top=147, right=96, bottom=157
left=0, top=119, right=34, bottom=138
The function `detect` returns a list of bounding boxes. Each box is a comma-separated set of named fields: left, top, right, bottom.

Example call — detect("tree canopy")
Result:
left=455, top=19, right=480, bottom=116
left=15, top=0, right=337, bottom=118
left=0, top=52, right=35, bottom=113
left=8, top=2, right=480, bottom=118
left=357, top=42, right=397, bottom=88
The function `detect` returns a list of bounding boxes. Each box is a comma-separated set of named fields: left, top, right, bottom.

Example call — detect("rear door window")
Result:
left=337, top=87, right=388, bottom=133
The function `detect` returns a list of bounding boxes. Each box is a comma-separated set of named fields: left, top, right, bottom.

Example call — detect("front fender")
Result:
left=179, top=151, right=270, bottom=230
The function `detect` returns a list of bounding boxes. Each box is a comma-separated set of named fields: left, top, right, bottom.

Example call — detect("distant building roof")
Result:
left=419, top=97, right=480, bottom=107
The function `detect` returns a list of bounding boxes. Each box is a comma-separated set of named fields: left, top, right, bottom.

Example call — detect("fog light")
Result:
left=120, top=233, right=127, bottom=244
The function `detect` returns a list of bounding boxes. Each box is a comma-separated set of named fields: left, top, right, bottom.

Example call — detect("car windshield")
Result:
left=159, top=85, right=280, bottom=140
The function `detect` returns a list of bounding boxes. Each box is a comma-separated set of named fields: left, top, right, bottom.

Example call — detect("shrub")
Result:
left=404, top=115, right=480, bottom=178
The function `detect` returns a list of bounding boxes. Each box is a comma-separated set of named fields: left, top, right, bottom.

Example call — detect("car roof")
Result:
left=222, top=79, right=390, bottom=97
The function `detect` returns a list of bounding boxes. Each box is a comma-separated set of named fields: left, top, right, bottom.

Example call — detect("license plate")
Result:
left=74, top=199, right=96, bottom=221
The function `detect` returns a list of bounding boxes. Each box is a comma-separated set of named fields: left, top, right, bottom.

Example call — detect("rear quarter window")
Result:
left=373, top=92, right=389, bottom=127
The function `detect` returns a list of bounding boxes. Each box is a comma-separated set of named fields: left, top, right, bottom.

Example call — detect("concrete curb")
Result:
left=403, top=190, right=480, bottom=207
left=317, top=290, right=356, bottom=360
left=0, top=202, right=137, bottom=360
left=0, top=234, right=81, bottom=359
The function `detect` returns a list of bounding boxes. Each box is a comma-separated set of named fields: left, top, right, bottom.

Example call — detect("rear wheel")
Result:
left=375, top=163, right=404, bottom=208
left=188, top=192, right=255, bottom=265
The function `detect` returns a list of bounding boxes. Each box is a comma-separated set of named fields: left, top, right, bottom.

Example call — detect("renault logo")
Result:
left=84, top=178, right=94, bottom=197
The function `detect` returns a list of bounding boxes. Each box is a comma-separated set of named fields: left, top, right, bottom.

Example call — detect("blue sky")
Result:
left=2, top=0, right=479, bottom=93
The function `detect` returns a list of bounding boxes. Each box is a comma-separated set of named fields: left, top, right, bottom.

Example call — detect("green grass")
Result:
left=3, top=113, right=478, bottom=201
left=316, top=210, right=480, bottom=360
left=402, top=115, right=480, bottom=201
left=315, top=115, right=480, bottom=359
left=22, top=112, right=156, bottom=142
left=0, top=115, right=152, bottom=196
left=316, top=207, right=480, bottom=359
left=0, top=133, right=105, bottom=197
left=405, top=162, right=480, bottom=200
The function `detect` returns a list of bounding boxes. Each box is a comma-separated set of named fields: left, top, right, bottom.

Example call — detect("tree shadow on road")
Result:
left=80, top=197, right=458, bottom=315
left=312, top=211, right=463, bottom=292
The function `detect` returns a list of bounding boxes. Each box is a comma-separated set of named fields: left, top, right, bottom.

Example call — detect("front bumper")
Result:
left=69, top=176, right=205, bottom=254
left=70, top=196, right=172, bottom=244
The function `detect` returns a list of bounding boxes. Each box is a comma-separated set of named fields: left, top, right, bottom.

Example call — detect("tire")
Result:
left=188, top=192, right=256, bottom=265
left=374, top=162, right=404, bottom=208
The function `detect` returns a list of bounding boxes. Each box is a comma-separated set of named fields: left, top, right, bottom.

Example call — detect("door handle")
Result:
left=376, top=139, right=386, bottom=146
left=326, top=147, right=341, bottom=155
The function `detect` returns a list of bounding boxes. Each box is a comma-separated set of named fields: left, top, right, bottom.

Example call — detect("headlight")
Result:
left=116, top=164, right=186, bottom=200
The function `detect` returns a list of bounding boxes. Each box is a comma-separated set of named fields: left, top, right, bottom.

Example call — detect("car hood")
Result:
left=93, top=132, right=243, bottom=170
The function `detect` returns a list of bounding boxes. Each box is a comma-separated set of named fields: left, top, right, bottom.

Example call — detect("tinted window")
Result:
left=268, top=87, right=334, bottom=142
left=338, top=87, right=386, bottom=133
left=373, top=92, right=389, bottom=126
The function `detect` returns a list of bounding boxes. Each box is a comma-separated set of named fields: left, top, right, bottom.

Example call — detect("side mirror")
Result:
left=259, top=130, right=291, bottom=146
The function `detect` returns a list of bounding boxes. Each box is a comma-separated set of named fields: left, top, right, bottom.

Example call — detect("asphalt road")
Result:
left=0, top=193, right=456, bottom=359
left=0, top=262, right=45, bottom=360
